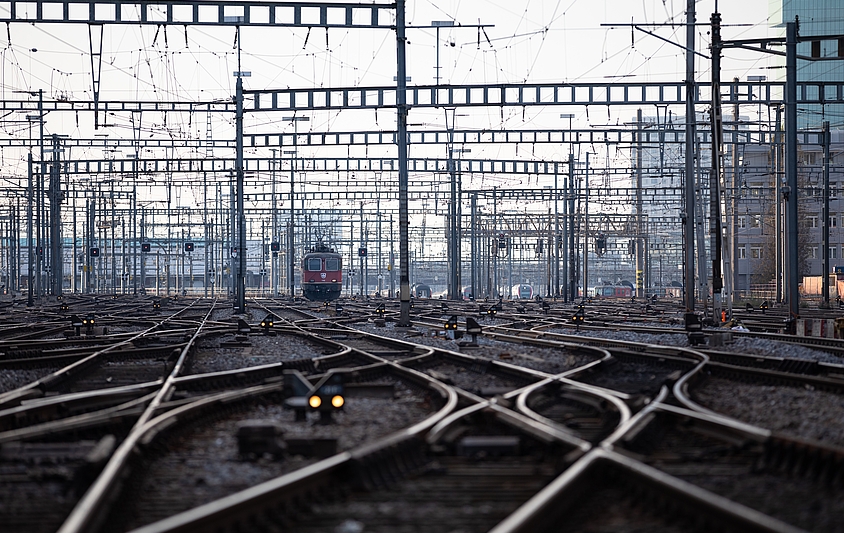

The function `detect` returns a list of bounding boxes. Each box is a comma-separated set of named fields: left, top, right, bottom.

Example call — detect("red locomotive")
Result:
left=301, top=244, right=342, bottom=301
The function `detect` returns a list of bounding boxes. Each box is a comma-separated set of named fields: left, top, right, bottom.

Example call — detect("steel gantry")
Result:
left=2, top=0, right=843, bottom=331
left=1, top=80, right=844, bottom=114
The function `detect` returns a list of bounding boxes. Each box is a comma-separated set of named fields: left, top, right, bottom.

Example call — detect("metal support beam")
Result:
left=785, top=20, right=800, bottom=324
left=710, top=12, right=724, bottom=323
left=48, top=134, right=63, bottom=297
left=0, top=127, right=832, bottom=149
left=0, top=81, right=842, bottom=114
left=683, top=0, right=696, bottom=313
left=88, top=24, right=104, bottom=129
left=0, top=1, right=395, bottom=27
left=822, top=120, right=831, bottom=307
left=635, top=110, right=644, bottom=299
left=396, top=0, right=411, bottom=326
left=235, top=27, right=246, bottom=313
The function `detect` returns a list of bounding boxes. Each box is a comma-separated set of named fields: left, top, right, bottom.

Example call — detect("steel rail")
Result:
left=321, top=305, right=836, bottom=532
left=529, top=315, right=844, bottom=357
left=489, top=447, right=804, bottom=533
left=302, top=318, right=633, bottom=451
left=57, top=299, right=217, bottom=533
left=0, top=300, right=205, bottom=409
left=125, top=363, right=458, bottom=533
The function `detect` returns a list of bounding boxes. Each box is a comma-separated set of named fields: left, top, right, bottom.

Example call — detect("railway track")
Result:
left=3, top=295, right=844, bottom=532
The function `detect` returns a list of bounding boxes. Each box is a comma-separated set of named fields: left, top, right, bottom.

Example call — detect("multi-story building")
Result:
left=770, top=0, right=844, bottom=130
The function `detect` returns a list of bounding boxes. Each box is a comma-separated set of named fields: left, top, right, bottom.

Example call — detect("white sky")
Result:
left=0, top=0, right=781, bottom=204
left=0, top=1, right=776, bottom=124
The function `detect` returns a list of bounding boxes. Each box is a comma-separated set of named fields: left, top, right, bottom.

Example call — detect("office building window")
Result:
left=751, top=247, right=763, bottom=259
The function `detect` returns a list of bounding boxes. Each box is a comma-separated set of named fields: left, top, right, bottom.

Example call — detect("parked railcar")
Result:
left=511, top=284, right=534, bottom=299
left=301, top=245, right=342, bottom=301
left=597, top=285, right=633, bottom=298
left=412, top=283, right=432, bottom=298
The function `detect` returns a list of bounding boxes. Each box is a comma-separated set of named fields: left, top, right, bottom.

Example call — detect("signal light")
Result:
left=358, top=247, right=367, bottom=257
left=498, top=234, right=508, bottom=256
left=271, top=241, right=280, bottom=252
left=141, top=242, right=151, bottom=253
left=572, top=307, right=585, bottom=331
left=595, top=233, right=607, bottom=256
left=444, top=315, right=458, bottom=330
left=307, top=373, right=345, bottom=422
left=184, top=242, right=195, bottom=252
left=260, top=314, right=276, bottom=334
left=90, top=247, right=100, bottom=258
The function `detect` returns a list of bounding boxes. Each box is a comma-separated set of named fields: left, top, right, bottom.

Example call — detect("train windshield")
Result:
left=306, top=258, right=322, bottom=271
left=325, top=258, right=341, bottom=271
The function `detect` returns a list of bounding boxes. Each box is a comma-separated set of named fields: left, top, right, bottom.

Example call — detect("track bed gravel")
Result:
left=557, top=327, right=844, bottom=364
left=187, top=333, right=330, bottom=374
left=108, top=380, right=434, bottom=532
left=354, top=323, right=598, bottom=374
left=692, top=377, right=844, bottom=446
left=0, top=366, right=65, bottom=394
left=572, top=360, right=682, bottom=396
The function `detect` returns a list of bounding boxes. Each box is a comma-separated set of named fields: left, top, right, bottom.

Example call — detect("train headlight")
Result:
left=308, top=396, right=322, bottom=408
left=331, top=395, right=345, bottom=408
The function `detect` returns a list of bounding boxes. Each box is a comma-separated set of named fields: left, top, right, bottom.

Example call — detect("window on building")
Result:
left=738, top=216, right=747, bottom=229
left=830, top=216, right=838, bottom=228
left=751, top=215, right=761, bottom=228
left=809, top=216, right=819, bottom=228
left=811, top=246, right=818, bottom=259
left=830, top=247, right=838, bottom=260
left=751, top=247, right=763, bottom=259
left=738, top=246, right=746, bottom=259
left=831, top=184, right=838, bottom=198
